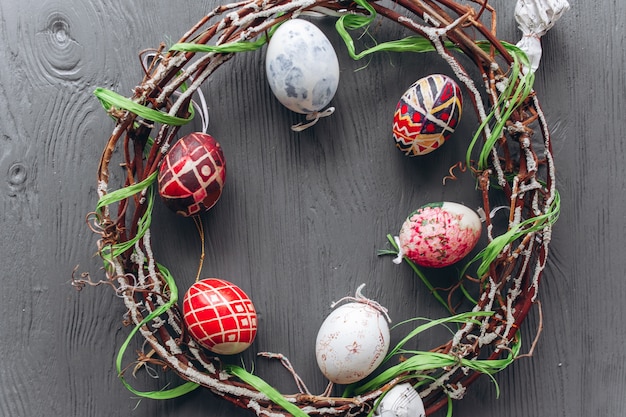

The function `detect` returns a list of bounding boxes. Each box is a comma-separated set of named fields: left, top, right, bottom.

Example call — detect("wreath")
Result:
left=75, top=0, right=567, bottom=415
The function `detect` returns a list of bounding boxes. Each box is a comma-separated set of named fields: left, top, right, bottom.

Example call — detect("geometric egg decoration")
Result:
left=315, top=301, right=390, bottom=384
left=158, top=132, right=226, bottom=217
left=182, top=278, right=257, bottom=355
left=397, top=201, right=482, bottom=268
left=265, top=19, right=339, bottom=115
left=392, top=74, right=463, bottom=156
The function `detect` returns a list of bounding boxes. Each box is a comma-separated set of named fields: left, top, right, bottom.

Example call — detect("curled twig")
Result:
left=442, top=161, right=467, bottom=185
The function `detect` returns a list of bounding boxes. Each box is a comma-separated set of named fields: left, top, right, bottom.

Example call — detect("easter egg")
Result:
left=315, top=301, right=390, bottom=384
left=392, top=74, right=462, bottom=156
left=397, top=202, right=482, bottom=268
left=158, top=132, right=226, bottom=217
left=265, top=19, right=339, bottom=114
left=182, top=278, right=257, bottom=355
left=373, top=383, right=425, bottom=417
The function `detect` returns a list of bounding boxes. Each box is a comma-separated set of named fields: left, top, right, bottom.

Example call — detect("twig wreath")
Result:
left=75, top=0, right=567, bottom=415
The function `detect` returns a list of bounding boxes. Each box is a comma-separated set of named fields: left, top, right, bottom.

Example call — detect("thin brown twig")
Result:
left=516, top=300, right=544, bottom=359
left=193, top=216, right=206, bottom=283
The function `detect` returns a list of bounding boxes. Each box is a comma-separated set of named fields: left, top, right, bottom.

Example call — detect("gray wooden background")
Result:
left=1, top=0, right=624, bottom=416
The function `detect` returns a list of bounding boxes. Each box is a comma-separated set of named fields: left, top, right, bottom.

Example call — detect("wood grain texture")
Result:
left=0, top=0, right=623, bottom=416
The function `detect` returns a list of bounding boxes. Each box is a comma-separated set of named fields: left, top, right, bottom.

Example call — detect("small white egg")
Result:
left=373, top=383, right=425, bottom=417
left=315, top=301, right=390, bottom=384
left=265, top=19, right=339, bottom=114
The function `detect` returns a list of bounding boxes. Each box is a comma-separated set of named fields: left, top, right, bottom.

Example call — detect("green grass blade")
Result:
left=170, top=22, right=280, bottom=54
left=226, top=365, right=309, bottom=417
left=115, top=263, right=199, bottom=399
left=171, top=37, right=267, bottom=53
left=382, top=234, right=451, bottom=311
left=384, top=311, right=493, bottom=363
left=96, top=171, right=157, bottom=213
left=94, top=87, right=193, bottom=126
left=465, top=42, right=535, bottom=170
left=466, top=190, right=560, bottom=278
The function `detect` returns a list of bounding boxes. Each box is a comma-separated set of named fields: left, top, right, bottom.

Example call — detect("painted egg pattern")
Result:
left=315, top=302, right=390, bottom=384
left=398, top=202, right=481, bottom=268
left=158, top=132, right=226, bottom=217
left=182, top=278, right=257, bottom=355
left=373, top=383, right=426, bottom=417
left=265, top=19, right=339, bottom=114
left=392, top=74, right=462, bottom=156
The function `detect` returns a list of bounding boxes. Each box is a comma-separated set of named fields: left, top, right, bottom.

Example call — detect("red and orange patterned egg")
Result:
left=392, top=74, right=462, bottom=156
left=158, top=132, right=226, bottom=217
left=182, top=278, right=257, bottom=355
left=397, top=202, right=481, bottom=268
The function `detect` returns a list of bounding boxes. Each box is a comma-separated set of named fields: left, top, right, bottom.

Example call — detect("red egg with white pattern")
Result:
left=397, top=202, right=481, bottom=268
left=158, top=132, right=226, bottom=217
left=182, top=278, right=257, bottom=355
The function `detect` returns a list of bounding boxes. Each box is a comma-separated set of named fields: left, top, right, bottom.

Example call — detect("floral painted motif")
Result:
left=315, top=298, right=390, bottom=384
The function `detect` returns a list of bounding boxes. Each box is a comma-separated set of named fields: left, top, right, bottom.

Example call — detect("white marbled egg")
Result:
left=315, top=301, right=390, bottom=384
left=265, top=19, right=339, bottom=114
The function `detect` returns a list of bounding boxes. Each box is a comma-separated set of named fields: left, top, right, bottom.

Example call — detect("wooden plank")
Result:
left=1, top=0, right=624, bottom=416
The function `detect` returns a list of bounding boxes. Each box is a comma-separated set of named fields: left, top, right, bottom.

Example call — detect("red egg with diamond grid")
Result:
left=158, top=132, right=226, bottom=217
left=182, top=278, right=257, bottom=355
left=392, top=74, right=462, bottom=156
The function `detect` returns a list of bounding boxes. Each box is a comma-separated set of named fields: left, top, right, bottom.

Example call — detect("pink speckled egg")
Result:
left=158, top=132, right=226, bottom=217
left=398, top=202, right=481, bottom=268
